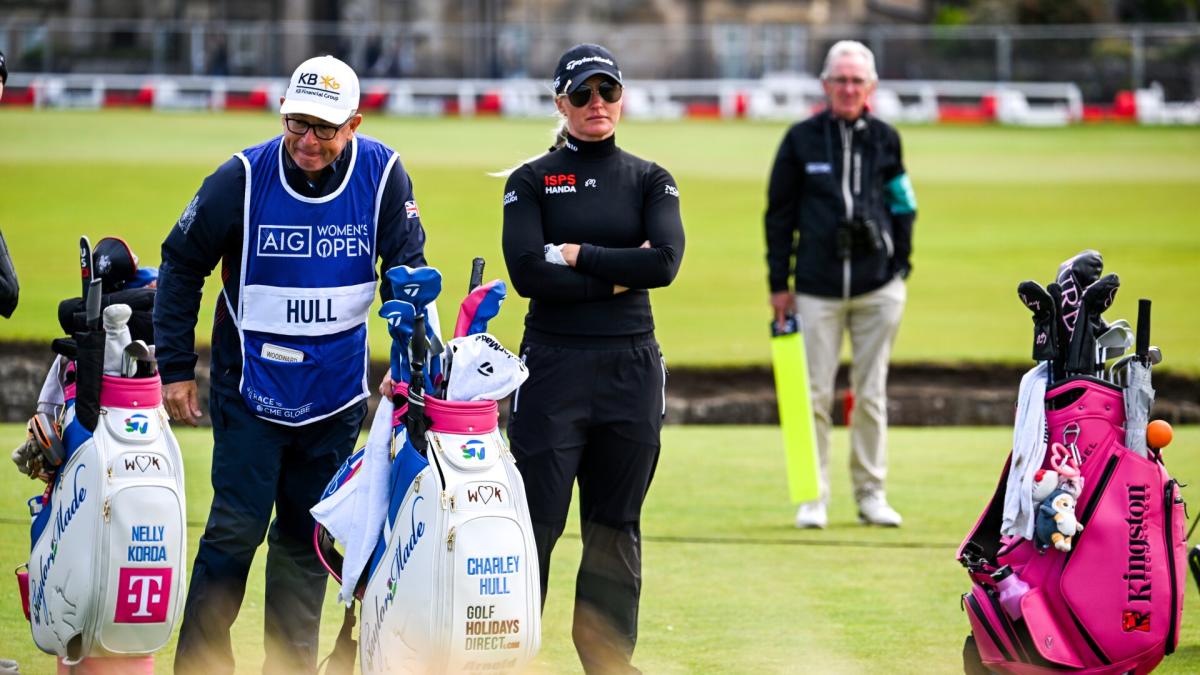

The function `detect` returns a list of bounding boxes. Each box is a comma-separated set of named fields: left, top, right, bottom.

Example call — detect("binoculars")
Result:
left=836, top=216, right=885, bottom=260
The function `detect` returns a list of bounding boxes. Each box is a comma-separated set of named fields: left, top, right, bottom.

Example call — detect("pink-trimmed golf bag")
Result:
left=958, top=377, right=1186, bottom=674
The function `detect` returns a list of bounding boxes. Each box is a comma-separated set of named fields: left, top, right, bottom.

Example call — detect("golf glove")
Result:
left=11, top=436, right=46, bottom=481
left=543, top=243, right=568, bottom=266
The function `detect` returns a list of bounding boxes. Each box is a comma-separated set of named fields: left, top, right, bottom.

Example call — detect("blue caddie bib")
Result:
left=229, top=134, right=398, bottom=425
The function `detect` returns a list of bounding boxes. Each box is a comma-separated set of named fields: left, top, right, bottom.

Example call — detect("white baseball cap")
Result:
left=279, top=55, right=360, bottom=125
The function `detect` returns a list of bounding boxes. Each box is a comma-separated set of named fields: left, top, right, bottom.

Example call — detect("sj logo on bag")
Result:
left=462, top=440, right=487, bottom=461
left=114, top=567, right=172, bottom=623
left=124, top=413, right=150, bottom=434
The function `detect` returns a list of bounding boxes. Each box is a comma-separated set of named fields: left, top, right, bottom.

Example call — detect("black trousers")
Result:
left=174, top=388, right=365, bottom=675
left=508, top=335, right=665, bottom=673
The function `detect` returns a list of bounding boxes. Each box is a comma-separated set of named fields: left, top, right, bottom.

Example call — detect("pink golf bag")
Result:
left=958, top=377, right=1186, bottom=674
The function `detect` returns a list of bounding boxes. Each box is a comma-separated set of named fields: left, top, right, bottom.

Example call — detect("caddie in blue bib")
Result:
left=231, top=134, right=399, bottom=425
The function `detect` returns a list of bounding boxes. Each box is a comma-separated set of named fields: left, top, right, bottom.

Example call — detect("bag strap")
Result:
left=319, top=605, right=357, bottom=675
left=959, top=453, right=1013, bottom=573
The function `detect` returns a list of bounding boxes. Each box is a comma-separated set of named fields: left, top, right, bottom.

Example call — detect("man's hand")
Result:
left=163, top=380, right=202, bottom=427
left=770, top=291, right=794, bottom=332
left=378, top=371, right=396, bottom=398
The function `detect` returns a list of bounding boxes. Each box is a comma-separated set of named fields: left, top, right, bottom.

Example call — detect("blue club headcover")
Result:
left=379, top=299, right=417, bottom=382
left=385, top=265, right=442, bottom=312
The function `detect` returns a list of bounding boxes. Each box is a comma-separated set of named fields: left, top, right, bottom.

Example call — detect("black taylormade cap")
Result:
left=552, top=44, right=622, bottom=96
left=0, top=50, right=7, bottom=85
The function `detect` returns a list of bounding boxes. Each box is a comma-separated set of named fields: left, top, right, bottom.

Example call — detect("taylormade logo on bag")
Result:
left=1125, top=484, right=1152, bottom=604
left=462, top=440, right=487, bottom=460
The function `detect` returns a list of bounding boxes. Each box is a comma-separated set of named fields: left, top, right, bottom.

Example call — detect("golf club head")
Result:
left=104, top=303, right=134, bottom=377
left=455, top=280, right=508, bottom=338
left=1056, top=249, right=1104, bottom=291
left=380, top=300, right=417, bottom=342
left=29, top=412, right=65, bottom=468
left=85, top=278, right=103, bottom=330
left=385, top=265, right=442, bottom=312
left=1148, top=346, right=1162, bottom=366
left=1096, top=324, right=1134, bottom=350
left=1017, top=280, right=1054, bottom=319
left=380, top=299, right=418, bottom=382
left=123, top=339, right=152, bottom=378
left=102, top=303, right=133, bottom=331
left=1054, top=251, right=1101, bottom=342
left=1110, top=353, right=1137, bottom=386
left=1081, top=274, right=1120, bottom=327
left=1102, top=345, right=1127, bottom=362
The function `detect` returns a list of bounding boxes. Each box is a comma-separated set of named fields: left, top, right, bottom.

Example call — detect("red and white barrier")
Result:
left=2, top=73, right=1195, bottom=126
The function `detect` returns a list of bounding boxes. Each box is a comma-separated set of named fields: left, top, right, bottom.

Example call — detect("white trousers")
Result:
left=794, top=276, right=906, bottom=505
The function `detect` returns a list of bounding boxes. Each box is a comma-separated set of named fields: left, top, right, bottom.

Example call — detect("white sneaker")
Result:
left=858, top=494, right=902, bottom=527
left=794, top=501, right=827, bottom=529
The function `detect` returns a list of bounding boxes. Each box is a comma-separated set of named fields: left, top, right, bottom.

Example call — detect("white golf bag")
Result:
left=315, top=387, right=541, bottom=674
left=24, top=374, right=187, bottom=664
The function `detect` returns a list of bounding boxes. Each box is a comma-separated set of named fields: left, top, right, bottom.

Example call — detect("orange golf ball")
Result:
left=1146, top=420, right=1173, bottom=449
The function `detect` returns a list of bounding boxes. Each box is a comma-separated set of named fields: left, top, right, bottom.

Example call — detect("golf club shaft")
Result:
left=1136, top=299, right=1151, bottom=361
left=469, top=257, right=485, bottom=292
left=79, top=236, right=92, bottom=299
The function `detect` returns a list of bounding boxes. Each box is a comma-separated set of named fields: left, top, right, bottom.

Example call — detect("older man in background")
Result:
left=765, top=40, right=917, bottom=529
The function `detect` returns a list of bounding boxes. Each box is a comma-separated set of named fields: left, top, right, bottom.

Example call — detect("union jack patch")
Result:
left=405, top=200, right=420, bottom=219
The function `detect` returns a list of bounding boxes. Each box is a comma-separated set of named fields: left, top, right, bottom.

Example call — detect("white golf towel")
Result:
left=446, top=333, right=528, bottom=402
left=1000, top=362, right=1049, bottom=539
left=310, top=396, right=395, bottom=605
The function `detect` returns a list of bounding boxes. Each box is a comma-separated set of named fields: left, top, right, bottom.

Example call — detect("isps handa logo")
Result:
left=544, top=173, right=576, bottom=195
left=461, top=439, right=487, bottom=461
left=124, top=413, right=150, bottom=434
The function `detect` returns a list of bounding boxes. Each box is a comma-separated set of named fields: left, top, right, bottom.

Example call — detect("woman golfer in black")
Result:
left=502, top=43, right=685, bottom=673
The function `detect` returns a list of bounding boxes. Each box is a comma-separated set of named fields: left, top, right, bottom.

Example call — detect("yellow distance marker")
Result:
left=771, top=315, right=820, bottom=504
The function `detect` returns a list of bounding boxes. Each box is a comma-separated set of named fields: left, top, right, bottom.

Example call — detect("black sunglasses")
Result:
left=284, top=116, right=346, bottom=141
left=565, top=81, right=623, bottom=108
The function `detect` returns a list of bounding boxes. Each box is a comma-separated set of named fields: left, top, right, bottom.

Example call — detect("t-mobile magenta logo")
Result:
left=114, top=567, right=172, bottom=623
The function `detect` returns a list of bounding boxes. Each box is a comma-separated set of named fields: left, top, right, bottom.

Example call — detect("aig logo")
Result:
left=258, top=225, right=311, bottom=257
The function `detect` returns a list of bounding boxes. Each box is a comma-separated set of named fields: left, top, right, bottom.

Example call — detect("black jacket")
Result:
left=502, top=134, right=685, bottom=342
left=765, top=110, right=916, bottom=298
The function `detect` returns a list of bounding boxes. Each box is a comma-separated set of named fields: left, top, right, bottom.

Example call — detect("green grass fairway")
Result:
left=2, top=423, right=1199, bottom=673
left=0, top=111, right=1197, bottom=371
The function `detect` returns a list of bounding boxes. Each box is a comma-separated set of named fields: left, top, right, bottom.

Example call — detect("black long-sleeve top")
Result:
left=501, top=134, right=685, bottom=342
left=154, top=137, right=427, bottom=397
